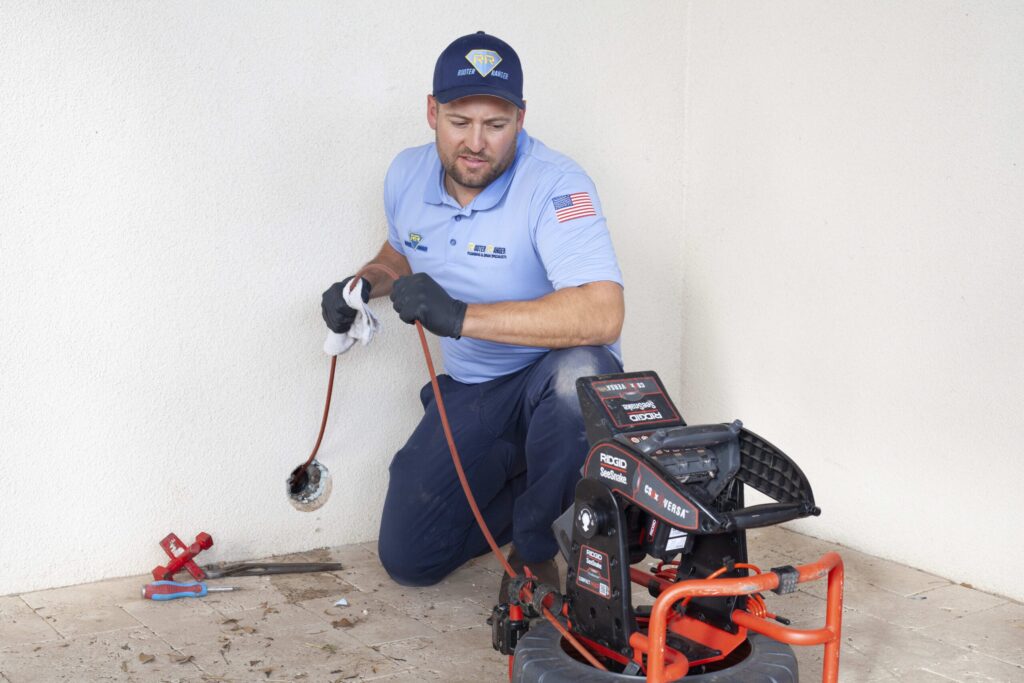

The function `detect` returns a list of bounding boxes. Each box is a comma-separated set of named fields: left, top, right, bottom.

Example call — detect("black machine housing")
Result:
left=554, top=371, right=821, bottom=661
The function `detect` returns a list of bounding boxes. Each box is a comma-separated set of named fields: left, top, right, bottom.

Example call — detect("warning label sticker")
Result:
left=575, top=545, right=611, bottom=599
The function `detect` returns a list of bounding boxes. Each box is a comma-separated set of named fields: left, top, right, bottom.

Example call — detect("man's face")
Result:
left=428, top=95, right=525, bottom=198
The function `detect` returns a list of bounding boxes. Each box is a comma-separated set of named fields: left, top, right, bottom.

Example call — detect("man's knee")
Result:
left=543, top=346, right=622, bottom=407
left=377, top=534, right=447, bottom=587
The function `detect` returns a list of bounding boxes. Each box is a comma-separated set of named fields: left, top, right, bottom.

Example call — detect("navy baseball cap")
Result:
left=432, top=31, right=524, bottom=109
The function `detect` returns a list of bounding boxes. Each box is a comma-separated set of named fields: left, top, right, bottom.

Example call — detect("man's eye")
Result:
left=452, top=121, right=468, bottom=128
left=489, top=124, right=506, bottom=131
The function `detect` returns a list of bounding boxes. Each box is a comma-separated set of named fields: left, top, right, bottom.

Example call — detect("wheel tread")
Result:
left=511, top=623, right=798, bottom=682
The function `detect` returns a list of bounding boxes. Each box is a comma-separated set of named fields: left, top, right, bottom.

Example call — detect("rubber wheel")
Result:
left=511, top=622, right=798, bottom=682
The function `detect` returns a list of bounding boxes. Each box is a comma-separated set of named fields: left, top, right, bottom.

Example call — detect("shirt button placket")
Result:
left=447, top=213, right=464, bottom=263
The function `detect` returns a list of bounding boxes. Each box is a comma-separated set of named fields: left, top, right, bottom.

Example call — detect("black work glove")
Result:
left=390, top=273, right=467, bottom=338
left=321, top=276, right=371, bottom=333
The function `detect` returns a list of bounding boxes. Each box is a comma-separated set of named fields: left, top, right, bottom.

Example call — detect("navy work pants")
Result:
left=378, top=346, right=622, bottom=586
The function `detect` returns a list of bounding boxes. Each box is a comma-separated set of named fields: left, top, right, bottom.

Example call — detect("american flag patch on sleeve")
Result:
left=551, top=192, right=597, bottom=223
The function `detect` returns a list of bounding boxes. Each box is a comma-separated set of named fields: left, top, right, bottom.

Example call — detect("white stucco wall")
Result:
left=681, top=2, right=1024, bottom=601
left=5, top=1, right=1021, bottom=604
left=0, top=2, right=686, bottom=595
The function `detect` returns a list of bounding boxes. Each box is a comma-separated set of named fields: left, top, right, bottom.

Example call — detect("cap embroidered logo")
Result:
left=465, top=49, right=502, bottom=77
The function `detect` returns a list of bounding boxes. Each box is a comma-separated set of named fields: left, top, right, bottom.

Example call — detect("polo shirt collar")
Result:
left=422, top=129, right=531, bottom=212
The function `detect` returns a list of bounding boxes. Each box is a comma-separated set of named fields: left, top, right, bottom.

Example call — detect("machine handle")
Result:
left=634, top=420, right=743, bottom=455
left=723, top=502, right=820, bottom=530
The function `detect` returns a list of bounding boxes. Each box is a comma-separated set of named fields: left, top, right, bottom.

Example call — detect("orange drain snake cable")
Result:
left=294, top=353, right=338, bottom=477
left=309, top=264, right=606, bottom=672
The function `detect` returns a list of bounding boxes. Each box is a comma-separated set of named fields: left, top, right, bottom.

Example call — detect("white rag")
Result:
left=323, top=279, right=380, bottom=356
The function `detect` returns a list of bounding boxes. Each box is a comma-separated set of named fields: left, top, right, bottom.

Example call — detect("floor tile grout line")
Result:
left=909, top=580, right=1022, bottom=605
left=836, top=596, right=1013, bottom=638
left=349, top=629, right=446, bottom=650
left=140, top=612, right=213, bottom=678
left=16, top=595, right=64, bottom=641
left=836, top=639, right=903, bottom=681
left=120, top=604, right=150, bottom=631
left=907, top=597, right=1023, bottom=652
left=48, top=623, right=147, bottom=640
left=946, top=599, right=1017, bottom=619
left=362, top=668, right=434, bottom=683
left=33, top=603, right=158, bottom=642
left=904, top=582, right=960, bottom=599
left=857, top=612, right=1023, bottom=669
left=359, top=666, right=418, bottom=682
left=968, top=647, right=1024, bottom=670
left=919, top=667, right=966, bottom=682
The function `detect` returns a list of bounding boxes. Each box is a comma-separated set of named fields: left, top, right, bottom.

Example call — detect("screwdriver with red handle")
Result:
left=142, top=580, right=238, bottom=600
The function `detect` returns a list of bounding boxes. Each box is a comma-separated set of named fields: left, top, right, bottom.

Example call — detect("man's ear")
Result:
left=427, top=94, right=438, bottom=130
left=517, top=102, right=526, bottom=131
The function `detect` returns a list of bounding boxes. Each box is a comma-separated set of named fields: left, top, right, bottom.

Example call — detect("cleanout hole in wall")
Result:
left=287, top=460, right=332, bottom=512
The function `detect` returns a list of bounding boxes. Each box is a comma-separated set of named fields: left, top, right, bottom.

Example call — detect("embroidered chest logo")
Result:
left=466, top=242, right=507, bottom=259
left=404, top=232, right=428, bottom=252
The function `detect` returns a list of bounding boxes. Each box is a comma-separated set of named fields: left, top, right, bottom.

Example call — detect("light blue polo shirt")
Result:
left=384, top=129, right=623, bottom=384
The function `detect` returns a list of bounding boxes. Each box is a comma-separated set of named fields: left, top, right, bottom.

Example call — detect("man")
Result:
left=322, top=32, right=624, bottom=597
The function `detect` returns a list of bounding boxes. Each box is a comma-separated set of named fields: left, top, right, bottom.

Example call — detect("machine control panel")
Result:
left=577, top=372, right=685, bottom=445
left=590, top=375, right=680, bottom=429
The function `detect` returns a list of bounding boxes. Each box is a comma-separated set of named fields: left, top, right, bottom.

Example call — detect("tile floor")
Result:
left=1, top=527, right=1021, bottom=682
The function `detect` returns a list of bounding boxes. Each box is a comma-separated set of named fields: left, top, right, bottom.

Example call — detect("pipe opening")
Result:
left=287, top=460, right=332, bottom=512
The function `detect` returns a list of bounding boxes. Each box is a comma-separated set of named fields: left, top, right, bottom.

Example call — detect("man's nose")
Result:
left=466, top=125, right=485, bottom=153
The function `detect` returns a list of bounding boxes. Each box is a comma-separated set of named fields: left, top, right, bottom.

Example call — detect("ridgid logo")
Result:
left=629, top=411, right=663, bottom=423
left=598, top=452, right=628, bottom=485
left=599, top=453, right=627, bottom=470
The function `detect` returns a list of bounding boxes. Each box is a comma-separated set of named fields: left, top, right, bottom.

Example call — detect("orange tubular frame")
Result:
left=637, top=552, right=844, bottom=683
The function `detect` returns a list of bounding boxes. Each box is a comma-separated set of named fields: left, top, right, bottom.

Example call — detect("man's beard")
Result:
left=439, top=138, right=517, bottom=191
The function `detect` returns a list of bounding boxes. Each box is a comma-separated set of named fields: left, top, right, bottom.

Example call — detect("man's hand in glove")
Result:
left=390, top=273, right=467, bottom=338
left=322, top=276, right=371, bottom=333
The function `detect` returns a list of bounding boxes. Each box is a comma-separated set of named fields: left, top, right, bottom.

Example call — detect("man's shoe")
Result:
left=498, top=546, right=560, bottom=605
